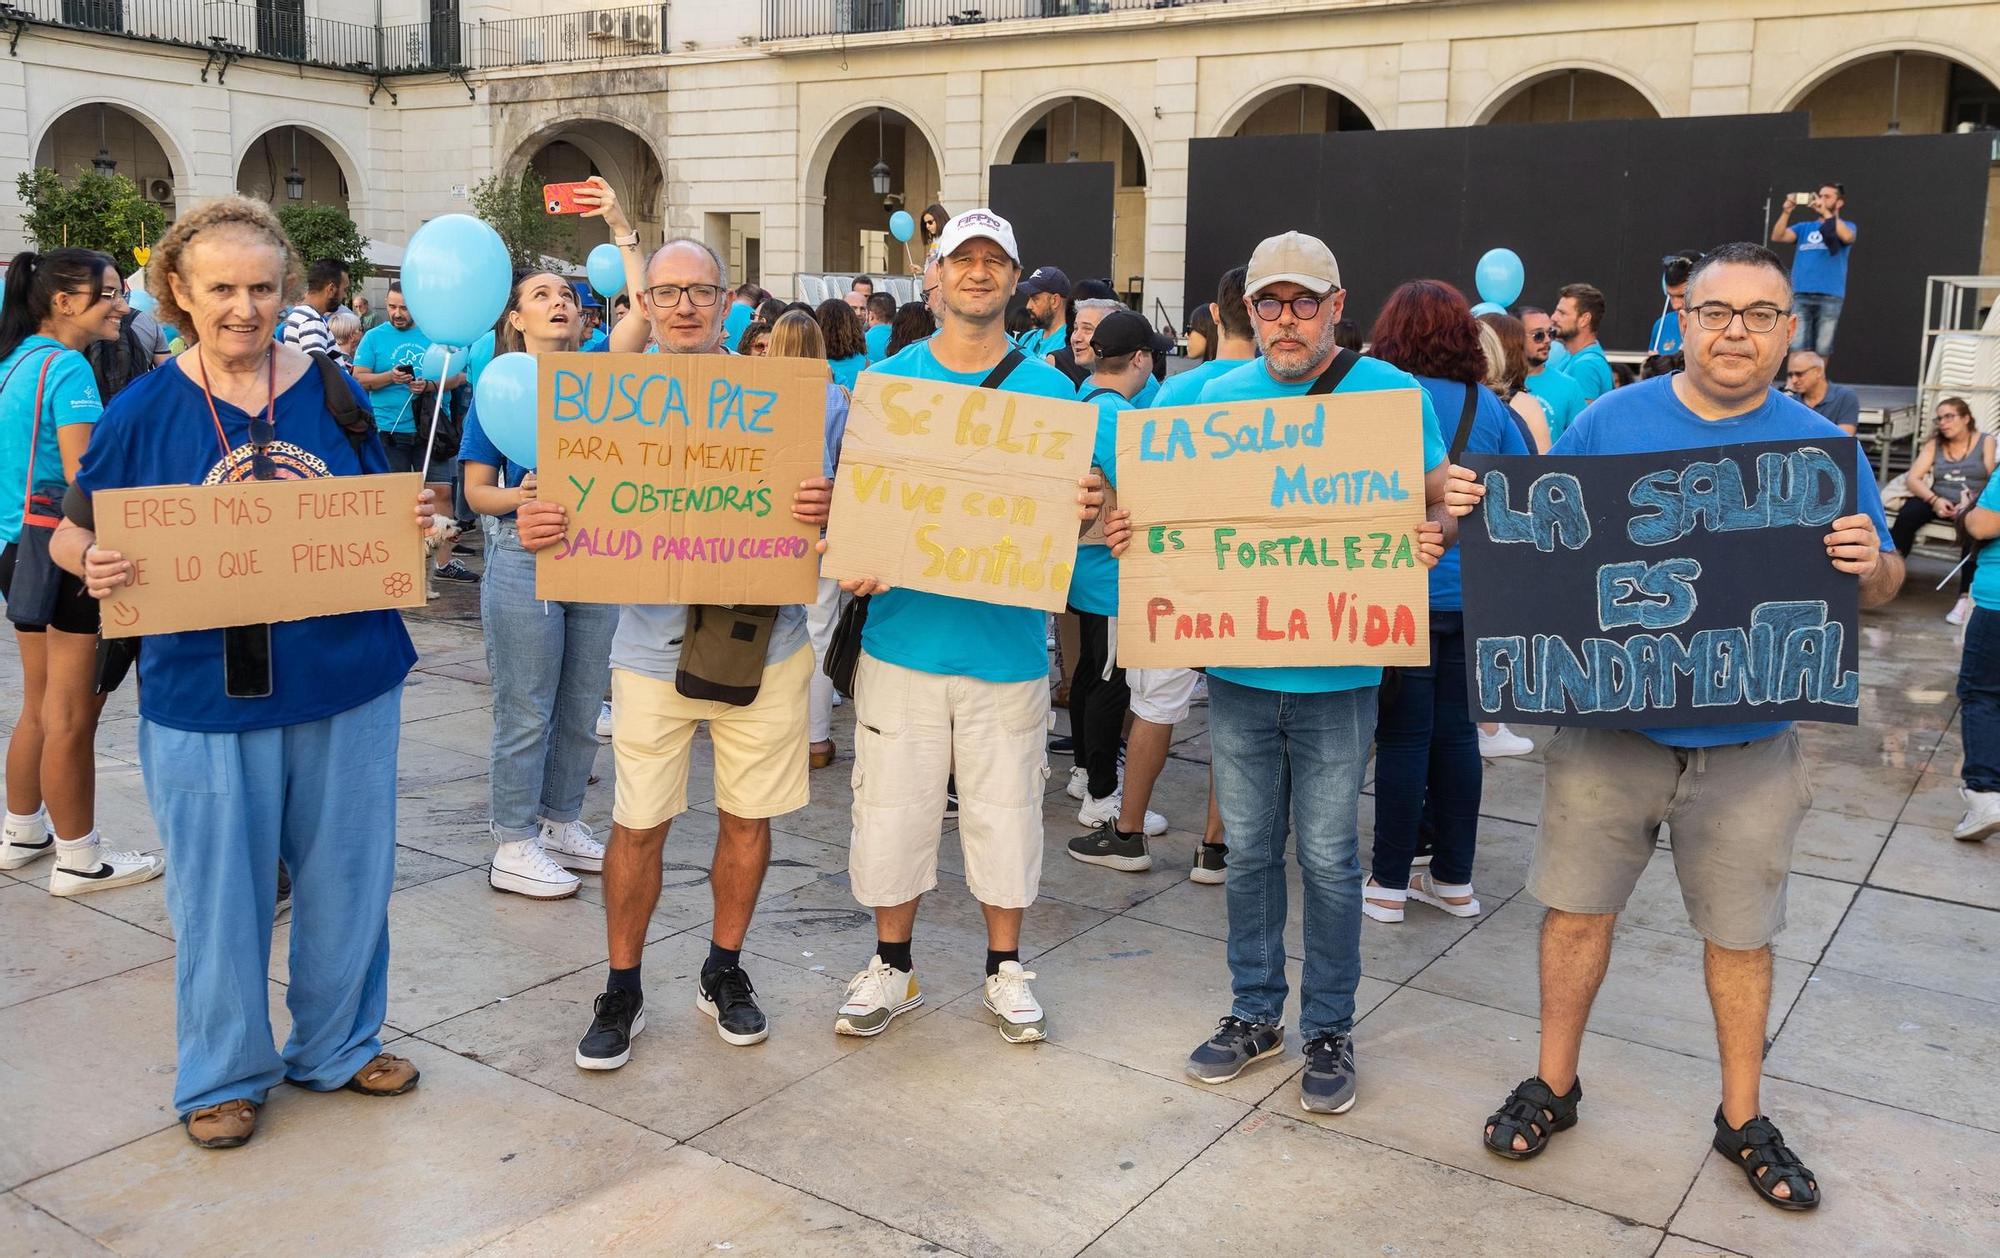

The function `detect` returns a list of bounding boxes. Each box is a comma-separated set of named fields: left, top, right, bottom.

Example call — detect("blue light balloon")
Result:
left=888, top=210, right=916, bottom=243
left=1474, top=248, right=1525, bottom=309
left=586, top=243, right=626, bottom=297
left=417, top=341, right=457, bottom=382
left=1469, top=301, right=1505, bottom=317
left=401, top=213, right=511, bottom=349
left=126, top=287, right=157, bottom=314
left=474, top=351, right=539, bottom=470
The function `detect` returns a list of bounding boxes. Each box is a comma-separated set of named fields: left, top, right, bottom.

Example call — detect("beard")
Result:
left=1261, top=318, right=1342, bottom=383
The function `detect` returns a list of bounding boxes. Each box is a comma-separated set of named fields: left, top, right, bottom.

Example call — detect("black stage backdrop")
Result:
left=1185, top=115, right=1990, bottom=386
left=991, top=161, right=1115, bottom=286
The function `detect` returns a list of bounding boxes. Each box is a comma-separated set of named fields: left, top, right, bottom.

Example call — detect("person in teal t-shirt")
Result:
left=1013, top=265, right=1071, bottom=360
left=1552, top=283, right=1614, bottom=401
left=862, top=291, right=895, bottom=362
left=1153, top=264, right=1258, bottom=410
left=831, top=209, right=1125, bottom=1050
left=1180, top=231, right=1445, bottom=1120
left=352, top=283, right=458, bottom=471
left=1958, top=474, right=2000, bottom=841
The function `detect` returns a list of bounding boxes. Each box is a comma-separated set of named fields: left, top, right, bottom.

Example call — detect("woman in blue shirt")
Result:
left=815, top=298, right=869, bottom=390
left=0, top=247, right=163, bottom=897
left=53, top=197, right=433, bottom=1150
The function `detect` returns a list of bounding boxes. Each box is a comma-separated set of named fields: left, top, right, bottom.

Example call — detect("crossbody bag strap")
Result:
left=1304, top=347, right=1359, bottom=396
left=979, top=348, right=1026, bottom=390
left=20, top=350, right=63, bottom=522
left=1447, top=381, right=1481, bottom=464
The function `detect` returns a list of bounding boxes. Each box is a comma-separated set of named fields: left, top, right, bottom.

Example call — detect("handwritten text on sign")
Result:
left=93, top=472, right=426, bottom=639
left=535, top=353, right=825, bottom=606
left=1114, top=390, right=1431, bottom=668
left=822, top=375, right=1098, bottom=613
left=1458, top=440, right=1862, bottom=728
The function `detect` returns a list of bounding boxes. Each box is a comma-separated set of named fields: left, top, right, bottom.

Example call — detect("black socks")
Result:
left=704, top=943, right=741, bottom=975
left=876, top=939, right=913, bottom=973
left=985, top=948, right=1019, bottom=977
left=608, top=964, right=642, bottom=997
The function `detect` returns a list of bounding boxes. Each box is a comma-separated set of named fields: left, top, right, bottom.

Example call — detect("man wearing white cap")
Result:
left=831, top=209, right=1124, bottom=1045
left=1180, top=231, right=1449, bottom=1114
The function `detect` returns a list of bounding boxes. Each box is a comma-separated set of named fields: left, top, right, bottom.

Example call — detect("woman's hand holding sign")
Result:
left=1443, top=464, right=1485, bottom=517
left=517, top=500, right=568, bottom=552
left=1824, top=514, right=1883, bottom=577
left=1415, top=520, right=1446, bottom=569
left=80, top=543, right=135, bottom=599
left=792, top=476, right=833, bottom=529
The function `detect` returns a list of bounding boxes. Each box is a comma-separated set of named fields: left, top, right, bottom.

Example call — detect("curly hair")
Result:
left=145, top=195, right=302, bottom=343
left=813, top=298, right=867, bottom=361
left=1368, top=279, right=1487, bottom=385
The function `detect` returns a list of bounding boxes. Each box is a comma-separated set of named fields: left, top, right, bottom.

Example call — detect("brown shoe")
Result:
left=344, top=1052, right=421, bottom=1096
left=183, top=1099, right=258, bottom=1148
left=809, top=742, right=836, bottom=770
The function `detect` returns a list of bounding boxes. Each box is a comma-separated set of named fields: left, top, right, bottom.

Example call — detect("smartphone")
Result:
left=1792, top=191, right=1816, bottom=206
left=393, top=363, right=415, bottom=378
left=543, top=181, right=590, bottom=215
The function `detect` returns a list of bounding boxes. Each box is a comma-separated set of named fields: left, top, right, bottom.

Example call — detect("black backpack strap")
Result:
left=1082, top=387, right=1121, bottom=402
left=309, top=349, right=374, bottom=457
left=1448, top=381, right=1482, bottom=464
left=1305, top=347, right=1359, bottom=395
left=979, top=347, right=1026, bottom=390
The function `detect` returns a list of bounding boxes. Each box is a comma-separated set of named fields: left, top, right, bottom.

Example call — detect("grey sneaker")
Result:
left=1300, top=1032, right=1357, bottom=1114
left=434, top=558, right=479, bottom=583
left=1185, top=1015, right=1284, bottom=1084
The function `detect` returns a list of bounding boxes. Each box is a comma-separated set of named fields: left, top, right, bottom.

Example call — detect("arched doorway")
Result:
left=517, top=120, right=664, bottom=259
left=1485, top=68, right=1662, bottom=125
left=236, top=126, right=351, bottom=214
left=34, top=101, right=182, bottom=218
left=1789, top=50, right=2000, bottom=136
left=1005, top=96, right=1148, bottom=304
left=1227, top=84, right=1378, bottom=137
left=816, top=107, right=941, bottom=276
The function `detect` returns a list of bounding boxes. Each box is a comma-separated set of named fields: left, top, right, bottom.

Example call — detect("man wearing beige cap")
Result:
left=1180, top=231, right=1449, bottom=1114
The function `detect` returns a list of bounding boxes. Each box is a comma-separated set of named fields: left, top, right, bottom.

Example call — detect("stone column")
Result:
left=0, top=57, right=30, bottom=255
left=1689, top=20, right=1755, bottom=116
left=1397, top=39, right=1452, bottom=129
left=1146, top=56, right=1197, bottom=329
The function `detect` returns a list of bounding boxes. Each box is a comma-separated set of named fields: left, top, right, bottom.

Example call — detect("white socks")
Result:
left=4, top=807, right=46, bottom=844
left=54, top=829, right=102, bottom=871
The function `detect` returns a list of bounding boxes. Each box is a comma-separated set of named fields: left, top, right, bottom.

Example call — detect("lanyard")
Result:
left=194, top=347, right=276, bottom=466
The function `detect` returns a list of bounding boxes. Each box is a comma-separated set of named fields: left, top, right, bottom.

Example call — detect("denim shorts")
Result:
left=1531, top=726, right=1812, bottom=949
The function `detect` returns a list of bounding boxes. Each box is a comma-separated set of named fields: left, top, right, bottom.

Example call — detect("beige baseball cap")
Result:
left=1245, top=231, right=1341, bottom=296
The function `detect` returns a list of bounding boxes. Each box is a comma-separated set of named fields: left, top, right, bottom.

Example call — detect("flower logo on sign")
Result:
left=382, top=573, right=414, bottom=598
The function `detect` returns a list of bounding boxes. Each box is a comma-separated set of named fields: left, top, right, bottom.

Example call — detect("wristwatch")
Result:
left=614, top=230, right=640, bottom=248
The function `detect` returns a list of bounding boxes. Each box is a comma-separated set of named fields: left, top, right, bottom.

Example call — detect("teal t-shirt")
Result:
left=859, top=340, right=1084, bottom=682
left=1015, top=324, right=1066, bottom=360
left=1558, top=341, right=1614, bottom=402
left=463, top=330, right=497, bottom=388
left=0, top=337, right=101, bottom=544
left=723, top=301, right=754, bottom=350
left=354, top=322, right=432, bottom=435
left=1972, top=478, right=2000, bottom=612
left=829, top=353, right=866, bottom=391
left=1153, top=357, right=1247, bottom=409
left=865, top=323, right=892, bottom=363
left=1069, top=384, right=1127, bottom=617
left=1524, top=367, right=1589, bottom=442
left=1194, top=356, right=1447, bottom=695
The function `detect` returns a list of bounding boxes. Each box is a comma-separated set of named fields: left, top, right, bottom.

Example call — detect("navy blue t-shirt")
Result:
left=74, top=359, right=416, bottom=733
left=1417, top=377, right=1531, bottom=611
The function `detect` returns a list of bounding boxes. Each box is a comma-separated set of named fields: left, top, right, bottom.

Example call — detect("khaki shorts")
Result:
left=1129, top=667, right=1198, bottom=725
left=611, top=644, right=812, bottom=828
left=849, top=651, right=1051, bottom=909
left=1531, top=726, right=1812, bottom=949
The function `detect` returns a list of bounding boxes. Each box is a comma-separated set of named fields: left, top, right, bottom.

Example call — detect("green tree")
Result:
left=14, top=168, right=168, bottom=277
left=276, top=201, right=372, bottom=281
left=470, top=164, right=574, bottom=270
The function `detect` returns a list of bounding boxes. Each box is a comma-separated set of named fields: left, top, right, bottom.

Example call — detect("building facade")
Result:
left=3, top=0, right=1996, bottom=325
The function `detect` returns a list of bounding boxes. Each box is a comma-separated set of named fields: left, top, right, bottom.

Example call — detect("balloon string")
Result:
left=418, top=348, right=453, bottom=484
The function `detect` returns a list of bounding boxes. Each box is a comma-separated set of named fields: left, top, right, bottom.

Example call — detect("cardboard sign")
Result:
left=93, top=473, right=426, bottom=639
left=822, top=374, right=1099, bottom=613
left=1459, top=439, right=1862, bottom=728
left=1115, top=390, right=1432, bottom=668
left=534, top=353, right=826, bottom=606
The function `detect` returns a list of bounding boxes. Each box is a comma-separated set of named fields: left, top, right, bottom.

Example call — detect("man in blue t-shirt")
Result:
left=1179, top=231, right=1449, bottom=1117
left=829, top=209, right=1123, bottom=1049
left=1152, top=265, right=1256, bottom=410
left=1448, top=242, right=1901, bottom=1212
left=1772, top=182, right=1857, bottom=358
left=1013, top=264, right=1070, bottom=361
left=351, top=282, right=462, bottom=472
left=862, top=290, right=895, bottom=362
left=1520, top=306, right=1589, bottom=442
left=1552, top=282, right=1614, bottom=402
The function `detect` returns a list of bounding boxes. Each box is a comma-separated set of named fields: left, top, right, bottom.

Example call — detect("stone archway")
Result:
left=804, top=105, right=942, bottom=276
left=1478, top=66, right=1664, bottom=125
left=236, top=124, right=359, bottom=216
left=1218, top=81, right=1382, bottom=137
left=511, top=117, right=666, bottom=260
left=34, top=100, right=187, bottom=220
left=995, top=93, right=1151, bottom=299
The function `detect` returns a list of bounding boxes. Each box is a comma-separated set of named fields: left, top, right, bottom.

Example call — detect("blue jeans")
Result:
left=1208, top=674, right=1373, bottom=1039
left=1958, top=607, right=2000, bottom=793
left=1370, top=611, right=1481, bottom=889
left=480, top=522, right=617, bottom=839
left=1792, top=293, right=1842, bottom=357
left=139, top=685, right=402, bottom=1116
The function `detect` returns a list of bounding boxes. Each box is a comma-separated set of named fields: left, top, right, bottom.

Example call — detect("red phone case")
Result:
left=543, top=182, right=589, bottom=215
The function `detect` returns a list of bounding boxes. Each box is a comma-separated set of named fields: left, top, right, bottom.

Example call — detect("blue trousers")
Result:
left=480, top=524, right=616, bottom=840
left=140, top=685, right=402, bottom=1116
left=1791, top=293, right=1842, bottom=357
left=1209, top=675, right=1373, bottom=1039
left=1959, top=607, right=2000, bottom=793
left=1371, top=612, right=1481, bottom=889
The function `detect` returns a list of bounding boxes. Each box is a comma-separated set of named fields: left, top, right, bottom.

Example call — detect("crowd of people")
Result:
left=0, top=171, right=1974, bottom=1218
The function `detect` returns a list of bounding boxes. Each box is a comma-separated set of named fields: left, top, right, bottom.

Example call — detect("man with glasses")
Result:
left=1552, top=283, right=1614, bottom=402
left=1772, top=182, right=1857, bottom=357
left=1180, top=231, right=1450, bottom=1115
left=1786, top=350, right=1859, bottom=435
left=515, top=239, right=835, bottom=1068
left=1520, top=306, right=1588, bottom=443
left=1446, top=242, right=1900, bottom=1212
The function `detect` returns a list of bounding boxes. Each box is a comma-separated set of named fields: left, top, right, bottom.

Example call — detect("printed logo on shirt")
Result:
left=202, top=440, right=331, bottom=485
left=1798, top=227, right=1826, bottom=252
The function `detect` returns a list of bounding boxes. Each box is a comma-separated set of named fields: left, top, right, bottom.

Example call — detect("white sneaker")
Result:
left=0, top=808, right=52, bottom=870
left=595, top=700, right=613, bottom=741
left=1947, top=596, right=1973, bottom=627
left=1954, top=787, right=2000, bottom=842
left=1066, top=766, right=1089, bottom=800
left=489, top=838, right=581, bottom=899
left=1478, top=725, right=1535, bottom=758
left=834, top=955, right=922, bottom=1037
left=48, top=843, right=165, bottom=897
left=539, top=818, right=605, bottom=873
left=1078, top=790, right=1166, bottom=837
left=982, top=960, right=1046, bottom=1043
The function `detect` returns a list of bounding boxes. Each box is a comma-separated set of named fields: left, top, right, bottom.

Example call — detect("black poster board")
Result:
left=989, top=161, right=1115, bottom=285
left=1459, top=438, right=1863, bottom=729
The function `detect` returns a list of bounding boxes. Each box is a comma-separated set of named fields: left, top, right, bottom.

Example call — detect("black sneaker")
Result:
left=1185, top=1015, right=1284, bottom=1083
left=575, top=989, right=645, bottom=1070
left=275, top=859, right=293, bottom=924
left=451, top=541, right=475, bottom=556
left=1191, top=842, right=1227, bottom=885
left=943, top=777, right=960, bottom=820
left=696, top=964, right=769, bottom=1046
left=1067, top=824, right=1152, bottom=872
left=435, top=558, right=479, bottom=583
left=1048, top=733, right=1075, bottom=756
left=1300, top=1031, right=1357, bottom=1114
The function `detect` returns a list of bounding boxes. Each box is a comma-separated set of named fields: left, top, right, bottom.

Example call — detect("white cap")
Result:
left=1245, top=231, right=1342, bottom=296
left=935, top=208, right=1021, bottom=265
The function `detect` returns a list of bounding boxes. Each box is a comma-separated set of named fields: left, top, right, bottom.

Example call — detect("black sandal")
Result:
left=1483, top=1076, right=1581, bottom=1160
left=1713, top=1109, right=1820, bottom=1211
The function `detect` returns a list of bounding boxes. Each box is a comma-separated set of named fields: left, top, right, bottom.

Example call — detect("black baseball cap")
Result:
left=1090, top=309, right=1170, bottom=359
left=1020, top=266, right=1071, bottom=298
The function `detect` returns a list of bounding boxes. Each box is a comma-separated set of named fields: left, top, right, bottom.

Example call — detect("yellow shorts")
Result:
left=611, top=644, right=812, bottom=828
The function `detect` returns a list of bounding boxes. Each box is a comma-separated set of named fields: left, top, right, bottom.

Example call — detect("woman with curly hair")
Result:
left=814, top=297, right=869, bottom=390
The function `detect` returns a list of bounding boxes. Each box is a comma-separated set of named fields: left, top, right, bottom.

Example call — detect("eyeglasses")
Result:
left=1526, top=329, right=1552, bottom=342
left=1690, top=303, right=1789, bottom=334
left=643, top=283, right=722, bottom=309
left=1785, top=367, right=1820, bottom=379
left=1253, top=293, right=1332, bottom=322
